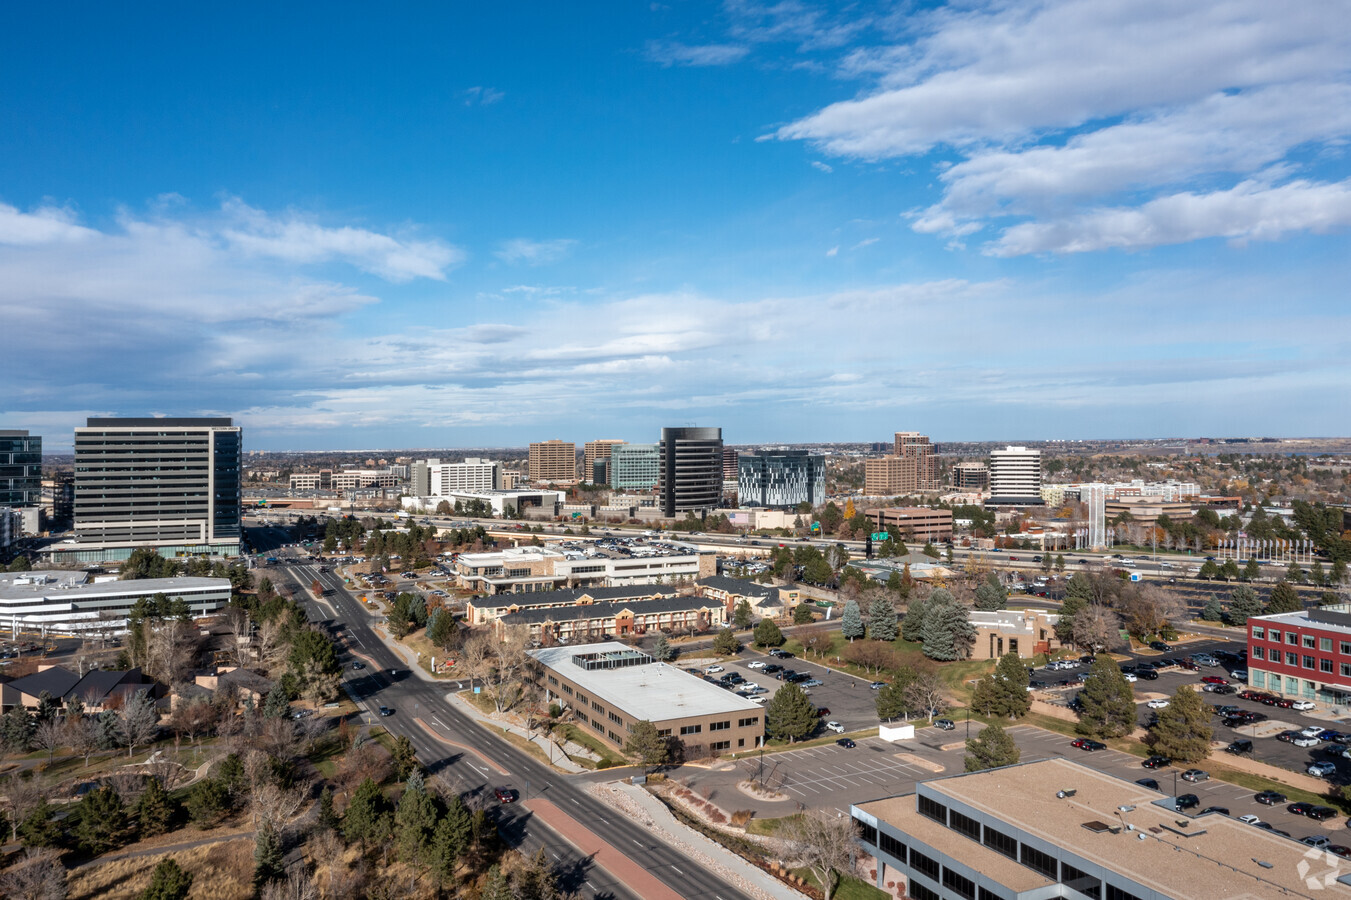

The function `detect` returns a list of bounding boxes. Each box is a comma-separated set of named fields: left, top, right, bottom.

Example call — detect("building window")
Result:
left=1341, top=642, right=1351, bottom=656
left=950, top=810, right=981, bottom=842
left=576, top=712, right=588, bottom=724
left=547, top=675, right=558, bottom=686
left=943, top=868, right=976, bottom=900
left=1269, top=630, right=1280, bottom=642
left=1106, top=885, right=1144, bottom=900
left=879, top=831, right=906, bottom=863
left=680, top=724, right=702, bottom=735
left=1287, top=652, right=1299, bottom=666
left=709, top=721, right=730, bottom=732
left=909, top=849, right=940, bottom=882
left=852, top=818, right=877, bottom=846
left=909, top=883, right=939, bottom=900
left=1289, top=632, right=1299, bottom=645
left=1020, top=844, right=1057, bottom=880
left=1304, top=655, right=1316, bottom=669
left=979, top=889, right=1010, bottom=900
left=609, top=711, right=623, bottom=725
left=1252, top=646, right=1265, bottom=660
left=561, top=685, right=573, bottom=695
left=1341, top=664, right=1351, bottom=679
left=1305, top=635, right=1317, bottom=649
left=1252, top=627, right=1265, bottom=640
left=592, top=701, right=603, bottom=713
left=575, top=692, right=588, bottom=704
left=738, top=717, right=759, bottom=728
left=657, top=728, right=671, bottom=737
left=982, top=827, right=1018, bottom=860
left=710, top=740, right=730, bottom=751
left=1253, top=670, right=1266, bottom=687
left=1323, top=658, right=1334, bottom=674
left=1062, top=862, right=1101, bottom=899
left=917, top=795, right=948, bottom=825
left=1322, top=638, right=1334, bottom=652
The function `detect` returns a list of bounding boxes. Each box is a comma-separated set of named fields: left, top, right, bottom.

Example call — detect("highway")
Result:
left=251, top=527, right=755, bottom=900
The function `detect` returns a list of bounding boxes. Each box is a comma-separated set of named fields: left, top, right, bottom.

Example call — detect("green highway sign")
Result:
left=870, top=532, right=889, bottom=541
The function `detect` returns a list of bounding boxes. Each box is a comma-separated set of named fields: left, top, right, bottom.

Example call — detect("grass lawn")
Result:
left=746, top=813, right=802, bottom=836
left=555, top=723, right=627, bottom=767
left=792, top=868, right=888, bottom=900
left=780, top=631, right=997, bottom=696
left=459, top=689, right=497, bottom=716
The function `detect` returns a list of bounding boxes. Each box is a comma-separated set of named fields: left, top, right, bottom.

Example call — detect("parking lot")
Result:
left=713, top=650, right=885, bottom=736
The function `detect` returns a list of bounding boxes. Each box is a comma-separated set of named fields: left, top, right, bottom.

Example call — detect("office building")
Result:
left=0, top=508, right=18, bottom=551
left=659, top=427, right=723, bottom=517
left=412, top=458, right=500, bottom=496
left=467, top=584, right=680, bottom=626
left=988, top=446, right=1043, bottom=506
left=454, top=540, right=716, bottom=595
left=722, top=447, right=739, bottom=484
left=737, top=450, right=825, bottom=509
left=852, top=757, right=1342, bottom=900
left=868, top=508, right=954, bottom=542
left=401, top=488, right=563, bottom=518
left=951, top=462, right=989, bottom=491
left=497, top=594, right=726, bottom=643
left=968, top=610, right=1061, bottom=659
left=529, top=440, right=577, bottom=485
left=1247, top=604, right=1351, bottom=704
left=894, top=432, right=940, bottom=490
left=42, top=471, right=74, bottom=526
left=0, top=571, right=231, bottom=635
left=1082, top=483, right=1107, bottom=550
left=0, top=430, right=41, bottom=508
left=611, top=443, right=659, bottom=491
left=865, top=431, right=940, bottom=495
left=69, top=417, right=241, bottom=562
left=530, top=642, right=764, bottom=757
left=330, top=469, right=399, bottom=491
left=584, top=440, right=625, bottom=484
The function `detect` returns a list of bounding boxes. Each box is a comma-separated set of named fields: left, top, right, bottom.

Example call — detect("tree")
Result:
left=254, top=824, right=285, bottom=890
left=0, top=849, right=67, bottom=900
left=904, top=671, right=947, bottom=720
left=733, top=599, right=754, bottom=629
left=343, top=778, right=391, bottom=849
left=921, top=599, right=975, bottom=661
left=262, top=687, right=291, bottom=720
left=1242, top=559, right=1262, bottom=582
left=712, top=628, right=741, bottom=656
left=17, top=798, right=61, bottom=848
left=753, top=618, right=785, bottom=647
left=139, top=858, right=194, bottom=900
left=1199, top=596, right=1224, bottom=622
left=650, top=633, right=674, bottom=661
left=866, top=594, right=898, bottom=642
left=1055, top=554, right=1066, bottom=573
left=783, top=810, right=857, bottom=900
left=1220, top=559, right=1241, bottom=582
left=901, top=593, right=932, bottom=643
left=429, top=795, right=473, bottom=887
left=2, top=705, right=33, bottom=753
left=965, top=723, right=1020, bottom=771
left=75, top=785, right=130, bottom=854
left=921, top=541, right=940, bottom=559
left=1266, top=580, right=1303, bottom=615
left=793, top=603, right=815, bottom=625
left=765, top=682, right=818, bottom=743
left=1198, top=559, right=1219, bottom=580
left=395, top=775, right=439, bottom=878
left=1288, top=560, right=1306, bottom=583
left=118, top=689, right=158, bottom=757
left=623, top=720, right=670, bottom=769
left=136, top=776, right=178, bottom=837
left=391, top=735, right=419, bottom=781
left=840, top=599, right=865, bottom=642
left=1076, top=655, right=1137, bottom=738
left=32, top=719, right=62, bottom=766
left=1311, top=561, right=1328, bottom=586
left=1147, top=685, right=1212, bottom=763
left=991, top=652, right=1032, bottom=719
left=1227, top=585, right=1263, bottom=625
left=186, top=778, right=231, bottom=828
left=973, top=574, right=1007, bottom=611
left=1071, top=605, right=1121, bottom=654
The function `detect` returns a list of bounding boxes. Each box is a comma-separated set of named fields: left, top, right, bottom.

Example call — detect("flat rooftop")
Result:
left=530, top=641, right=762, bottom=720
left=862, top=757, right=1351, bottom=900
left=0, top=576, right=230, bottom=601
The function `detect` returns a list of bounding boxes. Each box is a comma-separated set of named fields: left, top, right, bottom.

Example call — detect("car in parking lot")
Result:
left=1146, top=699, right=1170, bottom=709
left=802, top=679, right=823, bottom=687
left=1309, top=761, right=1338, bottom=777
left=815, top=707, right=831, bottom=717
left=870, top=681, right=887, bottom=690
left=1291, top=735, right=1318, bottom=749
left=1142, top=755, right=1171, bottom=769
left=1181, top=769, right=1210, bottom=783
left=1203, top=683, right=1236, bottom=694
left=1301, top=725, right=1327, bottom=738
left=763, top=664, right=783, bottom=674
left=1230, top=669, right=1248, bottom=680
left=768, top=649, right=793, bottom=659
left=1292, top=699, right=1317, bottom=711
left=1071, top=738, right=1106, bottom=751
left=1121, top=672, right=1138, bottom=682
left=826, top=721, right=845, bottom=733
left=746, top=661, right=765, bottom=669
left=1289, top=803, right=1320, bottom=817
left=1303, top=835, right=1334, bottom=851
left=1136, top=778, right=1161, bottom=791
left=1175, top=794, right=1200, bottom=810
left=1226, top=739, right=1254, bottom=754
left=1239, top=814, right=1263, bottom=826
left=1150, top=641, right=1172, bottom=652
left=706, top=665, right=724, bottom=674
left=934, top=718, right=956, bottom=731
left=836, top=738, right=857, bottom=748
left=1331, top=845, right=1351, bottom=859
left=1200, top=676, right=1228, bottom=685
left=1255, top=790, right=1288, bottom=805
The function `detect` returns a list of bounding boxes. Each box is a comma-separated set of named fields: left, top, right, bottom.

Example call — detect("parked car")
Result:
left=746, top=661, right=765, bottom=669
left=870, top=681, right=887, bottom=690
left=1142, top=755, right=1171, bottom=769
left=1309, top=761, right=1338, bottom=777
left=1330, top=845, right=1351, bottom=859
left=1293, top=736, right=1321, bottom=748
left=826, top=721, right=845, bottom=733
left=763, top=664, right=783, bottom=674
left=1150, top=641, right=1172, bottom=652
left=1230, top=669, right=1248, bottom=681
left=1255, top=791, right=1288, bottom=805
left=1226, top=739, right=1254, bottom=754
left=1122, top=672, right=1138, bottom=683
left=1203, top=683, right=1236, bottom=694
left=1175, top=794, right=1200, bottom=810
left=1304, top=835, right=1334, bottom=851
left=836, top=738, right=857, bottom=748
left=1200, top=676, right=1228, bottom=685
left=706, top=665, right=724, bottom=674
left=1146, top=699, right=1170, bottom=709
left=1136, top=668, right=1159, bottom=681
left=934, top=718, right=956, bottom=731
left=1289, top=802, right=1318, bottom=816
left=1291, top=699, right=1317, bottom=711
left=1071, top=738, right=1106, bottom=751
left=1239, top=814, right=1263, bottom=825
left=1308, top=806, right=1340, bottom=821
left=1200, top=806, right=1230, bottom=816
left=1136, top=778, right=1161, bottom=791
left=1301, top=725, right=1327, bottom=738
left=1181, top=769, right=1210, bottom=783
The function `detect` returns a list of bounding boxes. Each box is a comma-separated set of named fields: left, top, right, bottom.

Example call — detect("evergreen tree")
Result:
left=1333, top=559, right=1348, bottom=586
left=965, top=723, right=1020, bottom=772
left=650, top=633, right=674, bottom=661
left=1242, top=559, right=1261, bottom=582
left=921, top=599, right=975, bottom=661
left=262, top=687, right=291, bottom=719
left=391, top=735, right=419, bottom=781
left=75, top=785, right=130, bottom=854
left=1055, top=554, right=1066, bottom=572
left=712, top=628, right=741, bottom=656
left=343, top=778, right=391, bottom=849
left=136, top=777, right=178, bottom=837
left=2, top=705, right=33, bottom=752
left=429, top=795, right=473, bottom=887
left=253, top=824, right=285, bottom=889
left=765, top=682, right=818, bottom=742
left=875, top=676, right=915, bottom=720
left=840, top=599, right=865, bottom=642
left=753, top=618, right=785, bottom=647
left=1199, top=596, right=1224, bottom=622
left=395, top=776, right=440, bottom=870
left=921, top=541, right=940, bottom=559
left=1198, top=559, right=1220, bottom=580
left=733, top=599, right=754, bottom=629
left=1147, top=685, right=1212, bottom=763
left=866, top=594, right=898, bottom=642
left=318, top=786, right=340, bottom=833
left=139, top=859, right=194, bottom=900
left=1076, top=655, right=1137, bottom=738
left=1288, top=560, right=1305, bottom=583
left=624, top=720, right=670, bottom=769
left=1311, top=561, right=1328, bottom=586
left=973, top=574, right=1007, bottom=611
left=481, top=865, right=513, bottom=900
left=1227, top=585, right=1263, bottom=625
left=185, top=778, right=230, bottom=828
left=991, top=652, right=1031, bottom=719
left=517, top=847, right=558, bottom=900
left=901, top=594, right=932, bottom=643
left=1220, top=559, right=1241, bottom=581
left=18, top=798, right=61, bottom=847
left=1266, top=580, right=1303, bottom=615
left=793, top=603, right=815, bottom=625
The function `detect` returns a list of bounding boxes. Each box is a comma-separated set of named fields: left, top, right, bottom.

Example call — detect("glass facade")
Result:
left=0, top=430, right=41, bottom=507
left=610, top=443, right=659, bottom=491
left=737, top=450, right=825, bottom=509
left=658, top=427, right=723, bottom=516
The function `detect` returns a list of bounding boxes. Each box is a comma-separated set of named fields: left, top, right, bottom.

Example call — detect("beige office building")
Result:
left=584, top=440, right=626, bottom=478
left=529, top=440, right=577, bottom=485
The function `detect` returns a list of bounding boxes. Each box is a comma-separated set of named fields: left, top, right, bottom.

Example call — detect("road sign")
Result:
left=871, top=532, right=889, bottom=541
left=811, top=521, right=822, bottom=532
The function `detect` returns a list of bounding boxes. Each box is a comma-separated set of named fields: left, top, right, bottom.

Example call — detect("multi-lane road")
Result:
left=250, top=527, right=754, bottom=900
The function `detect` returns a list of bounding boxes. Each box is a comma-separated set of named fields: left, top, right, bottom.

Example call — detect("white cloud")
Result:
left=494, top=238, right=577, bottom=266
left=810, top=160, right=833, bottom=173
left=825, top=245, right=839, bottom=256
left=645, top=40, right=750, bottom=67
left=851, top=237, right=879, bottom=249
left=0, top=202, right=99, bottom=245
left=462, top=86, right=505, bottom=106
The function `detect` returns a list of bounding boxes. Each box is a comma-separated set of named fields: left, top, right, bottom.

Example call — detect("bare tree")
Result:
left=226, top=604, right=255, bottom=664
left=799, top=626, right=833, bottom=659
left=312, top=828, right=347, bottom=899
left=904, top=670, right=947, bottom=720
left=1117, top=584, right=1186, bottom=638
left=118, top=690, right=159, bottom=758
left=784, top=809, right=858, bottom=900
left=1072, top=604, right=1122, bottom=654
left=65, top=714, right=100, bottom=768
left=146, top=618, right=196, bottom=684
left=457, top=631, right=495, bottom=694
left=843, top=641, right=897, bottom=675
left=257, top=617, right=288, bottom=669
left=0, top=848, right=67, bottom=900
left=32, top=720, right=62, bottom=766
left=252, top=781, right=308, bottom=834
left=2, top=774, right=44, bottom=842
left=261, top=866, right=320, bottom=900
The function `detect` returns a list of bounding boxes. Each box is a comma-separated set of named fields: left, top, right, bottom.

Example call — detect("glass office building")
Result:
left=0, top=430, right=42, bottom=508
left=659, top=427, right=723, bottom=517
left=737, top=450, right=825, bottom=509
left=610, top=443, right=659, bottom=491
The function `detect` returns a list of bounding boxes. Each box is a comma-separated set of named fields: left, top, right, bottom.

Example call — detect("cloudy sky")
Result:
left=3, top=1, right=1349, bottom=450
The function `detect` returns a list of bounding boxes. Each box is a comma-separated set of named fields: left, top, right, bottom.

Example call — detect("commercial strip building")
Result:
left=529, top=440, right=577, bottom=485
left=499, top=594, right=727, bottom=642
left=0, top=572, right=231, bottom=636
left=1246, top=604, right=1351, bottom=704
left=659, top=427, right=723, bottom=517
left=987, top=446, right=1044, bottom=507
left=737, top=450, right=825, bottom=509
left=61, top=417, right=242, bottom=563
left=851, top=757, right=1347, bottom=900
left=529, top=642, right=764, bottom=757
left=610, top=443, right=660, bottom=491
left=868, top=507, right=955, bottom=542
left=453, top=541, right=716, bottom=595
left=466, top=584, right=681, bottom=626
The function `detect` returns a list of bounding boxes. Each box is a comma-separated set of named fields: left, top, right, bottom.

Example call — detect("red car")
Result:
left=1072, top=738, right=1106, bottom=751
left=1200, top=676, right=1228, bottom=685
left=494, top=787, right=519, bottom=804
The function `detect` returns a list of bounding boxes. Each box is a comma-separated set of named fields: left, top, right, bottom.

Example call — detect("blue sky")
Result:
left=3, top=1, right=1349, bottom=451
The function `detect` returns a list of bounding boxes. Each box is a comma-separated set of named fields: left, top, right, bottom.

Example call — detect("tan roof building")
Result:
left=529, top=440, right=577, bottom=485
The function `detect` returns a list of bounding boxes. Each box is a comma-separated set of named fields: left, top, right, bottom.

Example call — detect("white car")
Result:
left=746, top=661, right=766, bottom=669
left=1309, top=761, right=1337, bottom=777
left=706, top=665, right=724, bottom=674
left=1122, top=673, right=1138, bottom=682
left=1292, top=736, right=1321, bottom=748
left=1291, top=700, right=1317, bottom=711
left=825, top=721, right=845, bottom=733
left=1239, top=814, right=1262, bottom=826
left=748, top=696, right=766, bottom=704
left=1300, top=725, right=1325, bottom=738
left=1145, top=699, right=1170, bottom=709
left=1230, top=669, right=1248, bottom=680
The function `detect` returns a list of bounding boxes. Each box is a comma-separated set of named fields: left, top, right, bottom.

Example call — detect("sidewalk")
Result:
left=603, top=781, right=808, bottom=900
left=442, top=690, right=592, bottom=774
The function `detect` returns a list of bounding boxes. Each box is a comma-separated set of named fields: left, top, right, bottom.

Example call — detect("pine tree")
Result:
left=875, top=677, right=914, bottom=720
left=1242, top=559, right=1261, bottom=582
left=391, top=735, right=419, bottom=781
left=973, top=574, right=1007, bottom=611
left=262, top=687, right=291, bottom=719
left=921, top=600, right=975, bottom=661
left=901, top=594, right=931, bottom=643
left=840, top=599, right=865, bottom=642
left=343, top=778, right=391, bottom=849
left=1199, top=559, right=1220, bottom=580
left=136, top=777, right=178, bottom=837
left=1200, top=596, right=1224, bottom=621
left=318, top=786, right=340, bottom=833
left=965, top=723, right=1020, bottom=771
left=429, top=796, right=472, bottom=887
left=712, top=628, right=741, bottom=656
left=793, top=603, right=815, bottom=625
left=1227, top=585, right=1263, bottom=625
left=765, top=682, right=818, bottom=743
left=139, top=858, right=194, bottom=900
left=1266, top=580, right=1303, bottom=615
left=76, top=786, right=130, bottom=854
left=733, top=599, right=754, bottom=629
left=186, top=778, right=230, bottom=828
left=1055, top=554, right=1066, bottom=572
left=866, top=595, right=898, bottom=642
left=623, top=720, right=670, bottom=769
left=1147, top=685, right=1212, bottom=763
left=18, top=798, right=61, bottom=847
left=992, top=652, right=1031, bottom=719
left=481, top=865, right=513, bottom=900
left=253, top=824, right=284, bottom=889
left=651, top=633, right=673, bottom=661
left=1288, top=560, right=1305, bottom=583
left=1076, top=655, right=1137, bottom=738
left=753, top=618, right=785, bottom=647
left=1311, top=561, right=1328, bottom=586
left=395, top=777, right=439, bottom=869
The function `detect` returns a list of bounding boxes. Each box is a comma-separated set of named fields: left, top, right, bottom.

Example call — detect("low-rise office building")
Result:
left=968, top=609, right=1060, bottom=660
left=499, top=594, right=726, bottom=642
left=530, top=642, right=764, bottom=757
left=466, top=584, right=681, bottom=627
left=868, top=508, right=954, bottom=542
left=1104, top=497, right=1193, bottom=522
left=951, top=462, right=989, bottom=492
left=852, top=757, right=1346, bottom=900
left=1247, top=604, right=1351, bottom=704
left=0, top=573, right=231, bottom=635
left=401, top=488, right=564, bottom=518
left=454, top=540, right=716, bottom=595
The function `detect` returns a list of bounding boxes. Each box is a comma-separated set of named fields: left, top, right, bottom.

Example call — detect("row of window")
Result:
left=1255, top=627, right=1351, bottom=656
left=608, top=711, right=622, bottom=725
left=1251, top=645, right=1348, bottom=676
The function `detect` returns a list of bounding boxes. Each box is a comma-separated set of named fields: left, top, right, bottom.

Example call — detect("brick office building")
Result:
left=1247, top=605, right=1351, bottom=704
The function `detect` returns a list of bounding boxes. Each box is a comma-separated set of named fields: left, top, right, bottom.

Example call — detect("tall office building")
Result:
left=865, top=431, right=940, bottom=495
left=583, top=440, right=625, bottom=484
left=413, top=458, right=500, bottom=496
left=988, top=446, right=1044, bottom=506
left=71, top=417, right=242, bottom=561
left=0, top=430, right=42, bottom=508
left=893, top=432, right=939, bottom=491
left=611, top=443, right=659, bottom=491
left=1082, top=483, right=1107, bottom=550
left=951, top=462, right=989, bottom=491
left=528, top=440, right=577, bottom=485
left=659, top=427, right=723, bottom=517
left=737, top=451, right=825, bottom=509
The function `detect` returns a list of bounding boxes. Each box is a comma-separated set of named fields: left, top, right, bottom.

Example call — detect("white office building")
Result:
left=412, top=458, right=501, bottom=496
left=988, top=446, right=1043, bottom=505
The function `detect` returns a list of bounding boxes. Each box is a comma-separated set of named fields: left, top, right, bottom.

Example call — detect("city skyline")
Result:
left=3, top=2, right=1349, bottom=450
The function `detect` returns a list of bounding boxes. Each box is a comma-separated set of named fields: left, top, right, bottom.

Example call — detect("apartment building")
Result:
left=529, top=440, right=577, bottom=485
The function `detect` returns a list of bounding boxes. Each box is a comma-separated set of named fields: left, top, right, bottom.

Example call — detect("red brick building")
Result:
left=1247, top=606, right=1351, bottom=705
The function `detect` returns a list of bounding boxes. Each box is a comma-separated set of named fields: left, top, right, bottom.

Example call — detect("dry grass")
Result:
left=68, top=837, right=254, bottom=900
